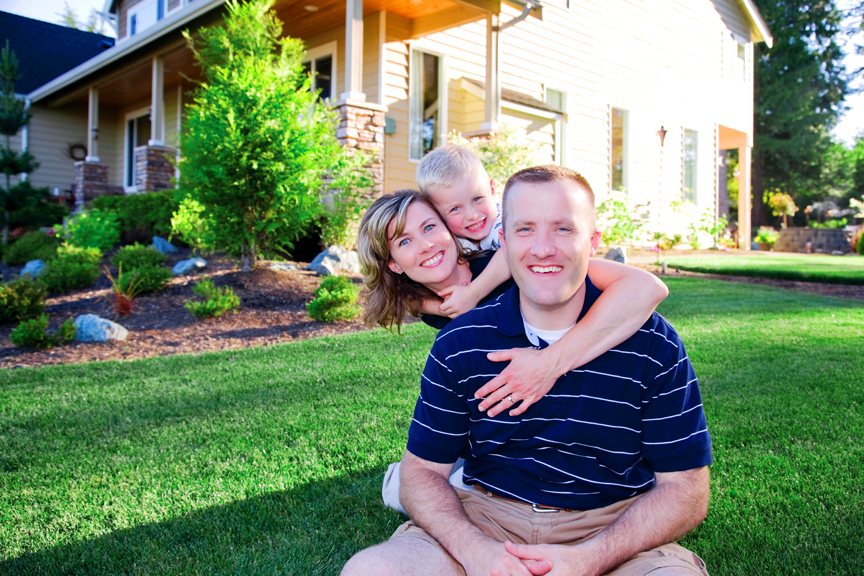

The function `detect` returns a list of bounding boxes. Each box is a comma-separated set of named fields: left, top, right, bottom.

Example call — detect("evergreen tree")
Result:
left=0, top=41, right=47, bottom=246
left=174, top=0, right=350, bottom=271
left=752, top=0, right=848, bottom=226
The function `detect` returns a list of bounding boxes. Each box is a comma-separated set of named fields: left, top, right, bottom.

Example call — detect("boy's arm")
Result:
left=438, top=248, right=511, bottom=318
left=476, top=260, right=668, bottom=417
left=418, top=297, right=447, bottom=317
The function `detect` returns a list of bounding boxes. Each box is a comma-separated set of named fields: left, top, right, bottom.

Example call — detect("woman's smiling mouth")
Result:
left=421, top=251, right=445, bottom=267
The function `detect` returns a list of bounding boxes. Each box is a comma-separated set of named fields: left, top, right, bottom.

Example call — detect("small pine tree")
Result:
left=175, top=0, right=346, bottom=271
left=0, top=41, right=48, bottom=245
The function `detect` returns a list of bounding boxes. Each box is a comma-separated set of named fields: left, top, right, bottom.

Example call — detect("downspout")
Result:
left=484, top=0, right=541, bottom=130
left=21, top=98, right=30, bottom=182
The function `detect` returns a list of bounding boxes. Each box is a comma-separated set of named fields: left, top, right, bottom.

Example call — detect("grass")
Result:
left=663, top=252, right=864, bottom=284
left=1, top=277, right=863, bottom=575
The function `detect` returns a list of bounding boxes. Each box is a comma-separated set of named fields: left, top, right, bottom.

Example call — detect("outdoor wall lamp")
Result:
left=657, top=126, right=668, bottom=147
left=91, top=126, right=99, bottom=140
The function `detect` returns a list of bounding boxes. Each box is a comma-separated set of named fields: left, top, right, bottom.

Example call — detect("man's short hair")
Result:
left=502, top=165, right=596, bottom=231
left=415, top=144, right=490, bottom=194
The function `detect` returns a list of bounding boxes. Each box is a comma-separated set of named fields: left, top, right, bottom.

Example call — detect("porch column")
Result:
left=86, top=87, right=100, bottom=162
left=738, top=145, right=752, bottom=249
left=482, top=13, right=500, bottom=131
left=342, top=0, right=365, bottom=101
left=150, top=56, right=165, bottom=146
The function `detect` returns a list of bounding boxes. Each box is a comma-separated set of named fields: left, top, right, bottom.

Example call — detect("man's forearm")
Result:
left=575, top=467, right=710, bottom=576
left=400, top=452, right=496, bottom=565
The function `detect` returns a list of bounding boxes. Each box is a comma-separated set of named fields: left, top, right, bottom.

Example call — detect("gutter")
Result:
left=28, top=0, right=226, bottom=103
left=739, top=0, right=773, bottom=48
left=495, top=0, right=540, bottom=32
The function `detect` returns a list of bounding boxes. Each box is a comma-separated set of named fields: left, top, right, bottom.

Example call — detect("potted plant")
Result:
left=754, top=226, right=779, bottom=251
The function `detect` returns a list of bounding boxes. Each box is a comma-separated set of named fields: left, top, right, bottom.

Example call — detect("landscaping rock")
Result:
left=604, top=247, right=627, bottom=264
left=307, top=246, right=361, bottom=276
left=269, top=262, right=299, bottom=272
left=172, top=258, right=207, bottom=275
left=20, top=260, right=46, bottom=279
left=74, top=314, right=129, bottom=342
left=151, top=236, right=178, bottom=254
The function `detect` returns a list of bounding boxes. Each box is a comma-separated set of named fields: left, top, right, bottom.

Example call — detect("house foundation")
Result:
left=134, top=145, right=176, bottom=192
left=74, top=161, right=122, bottom=201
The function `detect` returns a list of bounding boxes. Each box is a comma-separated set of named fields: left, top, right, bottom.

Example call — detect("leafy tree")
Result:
left=0, top=41, right=48, bottom=246
left=175, top=0, right=347, bottom=271
left=752, top=0, right=848, bottom=226
left=56, top=1, right=107, bottom=35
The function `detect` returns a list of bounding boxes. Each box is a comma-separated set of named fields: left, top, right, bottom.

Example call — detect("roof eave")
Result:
left=740, top=0, right=773, bottom=48
left=28, top=0, right=225, bottom=103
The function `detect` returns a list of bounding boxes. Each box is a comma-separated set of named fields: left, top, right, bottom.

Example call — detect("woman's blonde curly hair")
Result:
left=357, top=189, right=463, bottom=331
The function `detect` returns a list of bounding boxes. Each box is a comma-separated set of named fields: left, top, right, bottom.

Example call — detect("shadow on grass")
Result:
left=1, top=469, right=406, bottom=576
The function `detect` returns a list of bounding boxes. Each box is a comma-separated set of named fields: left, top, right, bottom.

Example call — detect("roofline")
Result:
left=28, top=0, right=225, bottom=103
left=740, top=0, right=773, bottom=48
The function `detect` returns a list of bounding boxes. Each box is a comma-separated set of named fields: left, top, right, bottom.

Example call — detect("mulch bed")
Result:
left=1, top=250, right=861, bottom=369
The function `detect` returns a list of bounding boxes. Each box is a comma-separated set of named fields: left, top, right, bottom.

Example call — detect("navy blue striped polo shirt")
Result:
left=406, top=277, right=712, bottom=511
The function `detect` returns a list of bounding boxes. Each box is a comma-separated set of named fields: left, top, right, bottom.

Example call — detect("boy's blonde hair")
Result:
left=415, top=144, right=490, bottom=194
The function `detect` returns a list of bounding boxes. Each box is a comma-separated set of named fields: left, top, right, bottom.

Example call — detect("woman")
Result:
left=358, top=190, right=669, bottom=512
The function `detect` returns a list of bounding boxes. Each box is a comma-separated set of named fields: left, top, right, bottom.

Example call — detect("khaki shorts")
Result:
left=390, top=487, right=708, bottom=576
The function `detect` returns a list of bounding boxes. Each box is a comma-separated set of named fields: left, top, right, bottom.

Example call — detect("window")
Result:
left=303, top=42, right=337, bottom=102
left=546, top=88, right=567, bottom=167
left=409, top=49, right=445, bottom=160
left=127, top=0, right=165, bottom=37
left=683, top=128, right=698, bottom=203
left=734, top=41, right=746, bottom=82
left=610, top=107, right=628, bottom=191
left=125, top=112, right=151, bottom=188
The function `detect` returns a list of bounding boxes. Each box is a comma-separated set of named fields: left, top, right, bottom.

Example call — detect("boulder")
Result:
left=74, top=314, right=129, bottom=342
left=172, top=258, right=207, bottom=276
left=20, top=260, right=46, bottom=279
left=307, top=246, right=361, bottom=276
left=151, top=236, right=178, bottom=254
left=269, top=262, right=299, bottom=272
left=604, top=247, right=627, bottom=264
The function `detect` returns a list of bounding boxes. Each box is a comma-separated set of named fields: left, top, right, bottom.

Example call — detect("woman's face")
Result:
left=386, top=201, right=460, bottom=289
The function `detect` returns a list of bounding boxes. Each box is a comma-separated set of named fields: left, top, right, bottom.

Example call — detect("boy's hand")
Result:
left=438, top=283, right=480, bottom=318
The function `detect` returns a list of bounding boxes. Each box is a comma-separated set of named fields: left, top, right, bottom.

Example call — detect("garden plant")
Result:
left=448, top=126, right=543, bottom=187
left=0, top=277, right=46, bottom=324
left=306, top=275, right=361, bottom=323
left=184, top=278, right=240, bottom=318
left=9, top=314, right=75, bottom=348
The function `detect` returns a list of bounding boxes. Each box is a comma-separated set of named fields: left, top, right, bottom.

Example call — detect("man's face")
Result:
left=425, top=170, right=498, bottom=242
left=502, top=179, right=599, bottom=326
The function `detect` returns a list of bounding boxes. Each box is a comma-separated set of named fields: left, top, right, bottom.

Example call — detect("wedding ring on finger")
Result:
left=506, top=394, right=515, bottom=403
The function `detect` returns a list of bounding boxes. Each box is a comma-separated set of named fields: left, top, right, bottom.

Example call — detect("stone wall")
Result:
left=332, top=99, right=386, bottom=195
left=73, top=161, right=122, bottom=202
left=134, top=145, right=176, bottom=192
left=774, top=227, right=850, bottom=254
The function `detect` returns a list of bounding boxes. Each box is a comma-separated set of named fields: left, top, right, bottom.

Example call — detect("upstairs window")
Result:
left=128, top=0, right=165, bottom=37
left=683, top=128, right=698, bottom=203
left=409, top=48, right=445, bottom=161
left=610, top=107, right=629, bottom=191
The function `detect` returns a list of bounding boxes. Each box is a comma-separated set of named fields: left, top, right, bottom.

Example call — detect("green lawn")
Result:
left=1, top=278, right=863, bottom=575
left=663, top=252, right=864, bottom=284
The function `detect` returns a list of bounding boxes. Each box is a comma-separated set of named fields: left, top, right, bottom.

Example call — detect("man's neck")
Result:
left=518, top=282, right=587, bottom=332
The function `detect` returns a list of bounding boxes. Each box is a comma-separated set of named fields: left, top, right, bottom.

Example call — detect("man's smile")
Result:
left=529, top=265, right=563, bottom=274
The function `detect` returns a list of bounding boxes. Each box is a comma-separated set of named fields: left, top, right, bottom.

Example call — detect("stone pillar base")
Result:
left=332, top=99, right=387, bottom=195
left=135, top=145, right=176, bottom=192
left=74, top=161, right=116, bottom=202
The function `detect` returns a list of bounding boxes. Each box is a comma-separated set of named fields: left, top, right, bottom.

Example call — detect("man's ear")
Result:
left=490, top=179, right=497, bottom=198
left=388, top=260, right=403, bottom=274
left=499, top=227, right=505, bottom=247
left=589, top=229, right=601, bottom=257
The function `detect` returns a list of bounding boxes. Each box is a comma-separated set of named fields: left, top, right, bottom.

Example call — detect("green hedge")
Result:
left=93, top=191, right=179, bottom=242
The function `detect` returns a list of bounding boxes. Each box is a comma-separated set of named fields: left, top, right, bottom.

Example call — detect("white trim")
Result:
left=29, top=0, right=226, bottom=102
left=303, top=40, right=338, bottom=101
left=739, top=0, right=773, bottom=47
left=609, top=105, right=630, bottom=193
left=408, top=43, right=448, bottom=162
left=545, top=86, right=568, bottom=167
left=123, top=106, right=154, bottom=193
left=377, top=10, right=387, bottom=106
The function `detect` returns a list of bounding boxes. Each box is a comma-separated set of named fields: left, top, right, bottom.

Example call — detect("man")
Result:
left=342, top=166, right=712, bottom=576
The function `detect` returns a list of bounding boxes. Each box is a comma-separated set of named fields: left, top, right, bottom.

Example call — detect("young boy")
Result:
left=415, top=144, right=511, bottom=318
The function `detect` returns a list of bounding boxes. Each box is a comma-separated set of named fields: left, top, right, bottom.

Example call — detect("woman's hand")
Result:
left=475, top=346, right=564, bottom=417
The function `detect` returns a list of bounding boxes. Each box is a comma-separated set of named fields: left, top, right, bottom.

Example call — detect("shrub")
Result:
left=111, top=243, right=167, bottom=271
left=60, top=208, right=121, bottom=251
left=596, top=197, right=648, bottom=247
left=39, top=245, right=103, bottom=294
left=118, top=265, right=172, bottom=294
left=184, top=278, right=240, bottom=318
left=104, top=264, right=145, bottom=315
left=857, top=229, right=864, bottom=256
left=2, top=230, right=61, bottom=265
left=0, top=278, right=47, bottom=324
left=306, top=275, right=360, bottom=323
left=9, top=314, right=76, bottom=348
left=318, top=150, right=375, bottom=248
left=56, top=243, right=103, bottom=265
left=10, top=201, right=69, bottom=230
left=448, top=125, right=543, bottom=187
left=93, top=190, right=179, bottom=241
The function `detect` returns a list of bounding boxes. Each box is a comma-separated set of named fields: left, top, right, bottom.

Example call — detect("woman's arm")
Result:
left=476, top=259, right=668, bottom=417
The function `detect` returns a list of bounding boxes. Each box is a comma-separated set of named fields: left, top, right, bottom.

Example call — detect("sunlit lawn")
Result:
left=1, top=277, right=862, bottom=575
left=663, top=252, right=864, bottom=284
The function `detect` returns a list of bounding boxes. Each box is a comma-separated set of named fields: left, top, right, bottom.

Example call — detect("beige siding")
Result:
left=26, top=104, right=88, bottom=191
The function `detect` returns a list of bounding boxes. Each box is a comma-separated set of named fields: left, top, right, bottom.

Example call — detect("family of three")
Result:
left=342, top=145, right=713, bottom=576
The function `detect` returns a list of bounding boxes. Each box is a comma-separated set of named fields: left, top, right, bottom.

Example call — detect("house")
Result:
left=21, top=0, right=771, bottom=247
left=0, top=11, right=114, bottom=189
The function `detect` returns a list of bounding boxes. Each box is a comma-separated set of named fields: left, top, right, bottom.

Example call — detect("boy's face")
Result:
left=426, top=170, right=498, bottom=242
